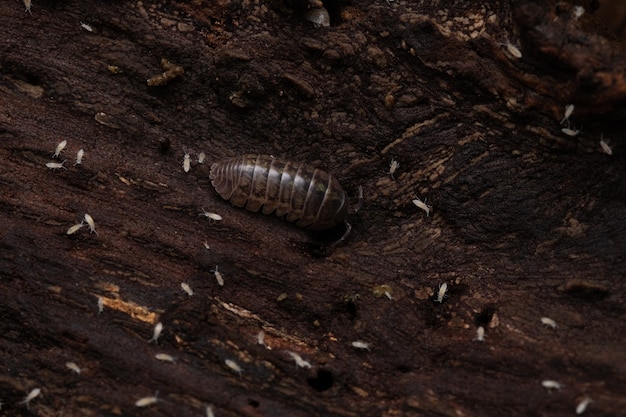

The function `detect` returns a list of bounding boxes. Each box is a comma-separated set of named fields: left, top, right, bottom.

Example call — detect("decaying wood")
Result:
left=1, top=0, right=625, bottom=416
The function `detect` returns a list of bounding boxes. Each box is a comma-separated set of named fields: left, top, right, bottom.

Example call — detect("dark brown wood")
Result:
left=1, top=0, right=625, bottom=416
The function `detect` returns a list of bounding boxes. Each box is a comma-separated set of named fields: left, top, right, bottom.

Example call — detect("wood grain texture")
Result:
left=0, top=0, right=625, bottom=416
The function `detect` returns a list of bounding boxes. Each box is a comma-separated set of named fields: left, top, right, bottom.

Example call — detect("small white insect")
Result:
left=436, top=283, right=448, bottom=303
left=83, top=213, right=98, bottom=235
left=257, top=330, right=269, bottom=348
left=502, top=41, right=522, bottom=59
left=561, top=127, right=581, bottom=136
left=600, top=137, right=613, bottom=155
left=206, top=404, right=215, bottom=417
left=74, top=149, right=84, bottom=165
left=148, top=322, right=163, bottom=343
left=389, top=159, right=400, bottom=180
left=212, top=266, right=224, bottom=286
left=203, top=241, right=210, bottom=250
left=80, top=22, right=94, bottom=32
left=474, top=326, right=485, bottom=342
left=135, top=391, right=159, bottom=407
left=287, top=351, right=312, bottom=369
left=412, top=197, right=432, bottom=217
left=183, top=152, right=191, bottom=172
left=20, top=388, right=41, bottom=409
left=66, top=361, right=81, bottom=374
left=200, top=208, right=222, bottom=221
left=541, top=317, right=557, bottom=329
left=541, top=380, right=563, bottom=391
left=573, top=6, right=585, bottom=20
left=24, top=0, right=32, bottom=15
left=46, top=160, right=68, bottom=170
left=198, top=152, right=206, bottom=164
left=53, top=140, right=67, bottom=158
left=560, top=104, right=575, bottom=125
left=351, top=341, right=371, bottom=351
left=225, top=359, right=242, bottom=376
left=576, top=396, right=592, bottom=415
left=155, top=353, right=176, bottom=362
left=66, top=222, right=84, bottom=235
left=181, top=282, right=194, bottom=296
left=97, top=296, right=104, bottom=314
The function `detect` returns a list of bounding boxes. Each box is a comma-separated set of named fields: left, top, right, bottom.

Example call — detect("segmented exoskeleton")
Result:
left=209, top=154, right=349, bottom=230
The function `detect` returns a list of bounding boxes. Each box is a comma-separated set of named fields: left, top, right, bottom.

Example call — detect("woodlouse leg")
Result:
left=329, top=220, right=352, bottom=248
left=352, top=185, right=363, bottom=213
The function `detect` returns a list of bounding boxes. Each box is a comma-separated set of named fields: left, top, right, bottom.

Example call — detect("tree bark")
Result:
left=1, top=0, right=625, bottom=416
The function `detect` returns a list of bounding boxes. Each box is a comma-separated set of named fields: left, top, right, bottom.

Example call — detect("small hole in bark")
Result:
left=474, top=304, right=497, bottom=327
left=307, top=369, right=334, bottom=392
left=248, top=399, right=260, bottom=408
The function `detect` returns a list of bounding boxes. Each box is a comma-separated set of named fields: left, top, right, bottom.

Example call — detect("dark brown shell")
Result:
left=209, top=154, right=348, bottom=230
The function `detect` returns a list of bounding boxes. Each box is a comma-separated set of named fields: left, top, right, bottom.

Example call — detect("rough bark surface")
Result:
left=0, top=0, right=625, bottom=416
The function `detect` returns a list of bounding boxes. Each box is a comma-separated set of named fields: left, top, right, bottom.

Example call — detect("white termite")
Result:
left=148, top=322, right=163, bottom=343
left=198, top=152, right=206, bottom=164
left=502, top=40, right=522, bottom=59
left=474, top=326, right=485, bottom=342
left=183, top=152, right=191, bottom=173
left=66, top=222, right=84, bottom=235
left=389, top=159, right=399, bottom=179
left=257, top=330, right=269, bottom=348
left=412, top=197, right=432, bottom=217
left=206, top=404, right=215, bottom=417
left=351, top=341, right=371, bottom=351
left=20, top=388, right=41, bottom=409
left=600, top=137, right=613, bottom=155
left=576, top=396, right=592, bottom=415
left=561, top=127, right=581, bottom=136
left=541, top=380, right=563, bottom=391
left=225, top=359, right=242, bottom=376
left=97, top=296, right=104, bottom=314
left=24, top=0, right=32, bottom=15
left=155, top=353, right=176, bottom=362
left=181, top=282, right=194, bottom=296
left=212, top=266, right=224, bottom=286
left=541, top=317, right=557, bottom=329
left=203, top=241, right=210, bottom=250
left=80, top=22, right=94, bottom=32
left=83, top=213, right=98, bottom=235
left=53, top=140, right=67, bottom=158
left=560, top=104, right=575, bottom=125
left=287, top=351, right=312, bottom=369
left=74, top=149, right=84, bottom=165
left=66, top=361, right=81, bottom=374
left=199, top=208, right=222, bottom=221
left=573, top=6, right=585, bottom=20
left=135, top=391, right=159, bottom=407
left=46, top=160, right=67, bottom=170
left=436, top=283, right=448, bottom=303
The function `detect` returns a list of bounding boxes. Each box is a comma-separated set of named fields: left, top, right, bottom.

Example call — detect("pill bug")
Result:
left=210, top=154, right=349, bottom=231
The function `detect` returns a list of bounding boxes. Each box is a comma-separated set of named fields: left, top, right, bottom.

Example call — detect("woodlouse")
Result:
left=210, top=154, right=350, bottom=231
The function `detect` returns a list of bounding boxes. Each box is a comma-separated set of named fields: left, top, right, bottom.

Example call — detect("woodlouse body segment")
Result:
left=210, top=155, right=349, bottom=230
